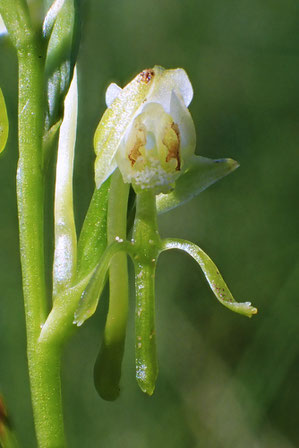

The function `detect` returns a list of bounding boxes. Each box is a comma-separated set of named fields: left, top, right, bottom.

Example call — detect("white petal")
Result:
left=105, top=82, right=122, bottom=107
left=170, top=91, right=196, bottom=160
left=166, top=68, right=193, bottom=107
left=148, top=66, right=193, bottom=112
left=0, top=14, right=8, bottom=36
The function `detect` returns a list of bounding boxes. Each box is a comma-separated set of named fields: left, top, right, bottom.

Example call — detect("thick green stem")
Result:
left=94, top=170, right=130, bottom=400
left=16, top=39, right=66, bottom=448
left=26, top=344, right=64, bottom=448
left=0, top=1, right=68, bottom=441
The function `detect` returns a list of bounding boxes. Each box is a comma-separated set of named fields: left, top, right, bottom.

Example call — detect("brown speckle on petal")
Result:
left=139, top=69, right=155, bottom=84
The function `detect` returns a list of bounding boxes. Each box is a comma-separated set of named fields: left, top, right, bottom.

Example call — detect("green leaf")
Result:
left=0, top=88, right=9, bottom=154
left=156, top=155, right=239, bottom=214
left=44, top=0, right=80, bottom=130
left=162, top=238, right=258, bottom=318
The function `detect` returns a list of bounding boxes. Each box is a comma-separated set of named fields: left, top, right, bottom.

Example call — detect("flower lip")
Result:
left=115, top=97, right=194, bottom=194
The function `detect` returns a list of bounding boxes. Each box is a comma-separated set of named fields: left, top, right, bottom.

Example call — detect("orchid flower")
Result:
left=94, top=66, right=195, bottom=191
left=112, top=67, right=195, bottom=193
left=73, top=66, right=257, bottom=399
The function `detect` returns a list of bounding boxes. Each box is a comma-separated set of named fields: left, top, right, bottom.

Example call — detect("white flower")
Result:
left=96, top=66, right=196, bottom=194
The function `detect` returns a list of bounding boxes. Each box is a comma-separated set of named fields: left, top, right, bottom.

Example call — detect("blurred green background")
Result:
left=1, top=0, right=299, bottom=446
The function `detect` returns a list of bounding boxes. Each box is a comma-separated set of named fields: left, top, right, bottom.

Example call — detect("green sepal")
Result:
left=162, top=238, right=258, bottom=318
left=44, top=0, right=80, bottom=130
left=0, top=88, right=9, bottom=154
left=156, top=155, right=239, bottom=214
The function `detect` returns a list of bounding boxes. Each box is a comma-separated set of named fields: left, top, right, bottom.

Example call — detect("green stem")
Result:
left=25, top=344, right=64, bottom=448
left=94, top=170, right=130, bottom=400
left=12, top=22, right=66, bottom=448
left=132, top=190, right=161, bottom=395
left=0, top=0, right=33, bottom=52
left=133, top=190, right=160, bottom=256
